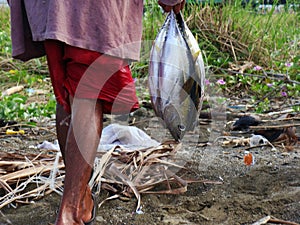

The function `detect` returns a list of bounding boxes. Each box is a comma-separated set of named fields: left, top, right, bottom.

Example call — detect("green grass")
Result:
left=0, top=2, right=299, bottom=120
left=141, top=1, right=299, bottom=78
left=185, top=1, right=299, bottom=75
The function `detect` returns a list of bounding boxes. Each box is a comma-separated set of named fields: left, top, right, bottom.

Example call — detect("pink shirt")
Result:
left=9, top=0, right=182, bottom=61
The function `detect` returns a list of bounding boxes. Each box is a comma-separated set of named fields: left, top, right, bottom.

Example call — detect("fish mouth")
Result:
left=167, top=123, right=186, bottom=141
left=175, top=124, right=186, bottom=141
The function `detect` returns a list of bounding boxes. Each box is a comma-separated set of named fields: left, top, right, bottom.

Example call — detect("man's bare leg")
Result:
left=55, top=98, right=102, bottom=225
left=56, top=103, right=70, bottom=162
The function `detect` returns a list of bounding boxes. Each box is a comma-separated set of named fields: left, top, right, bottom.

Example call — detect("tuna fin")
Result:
left=180, top=77, right=200, bottom=105
left=182, top=77, right=195, bottom=94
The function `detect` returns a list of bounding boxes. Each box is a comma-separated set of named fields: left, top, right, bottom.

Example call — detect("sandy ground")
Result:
left=0, top=109, right=299, bottom=225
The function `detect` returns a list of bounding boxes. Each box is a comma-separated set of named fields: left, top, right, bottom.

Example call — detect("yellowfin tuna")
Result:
left=148, top=11, right=205, bottom=141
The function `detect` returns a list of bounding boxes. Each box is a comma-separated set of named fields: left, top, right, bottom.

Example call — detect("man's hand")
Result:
left=158, top=0, right=185, bottom=14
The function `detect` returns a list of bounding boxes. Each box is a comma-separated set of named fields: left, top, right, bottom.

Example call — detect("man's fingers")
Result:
left=158, top=1, right=172, bottom=12
left=173, top=4, right=182, bottom=14
left=164, top=5, right=172, bottom=12
left=158, top=0, right=185, bottom=14
left=173, top=0, right=185, bottom=14
left=181, top=0, right=186, bottom=10
left=178, top=0, right=186, bottom=13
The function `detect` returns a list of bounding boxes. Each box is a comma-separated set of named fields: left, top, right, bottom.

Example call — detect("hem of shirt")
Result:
left=12, top=47, right=26, bottom=57
left=32, top=32, right=141, bottom=61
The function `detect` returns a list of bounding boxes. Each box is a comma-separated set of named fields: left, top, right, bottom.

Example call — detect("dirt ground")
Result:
left=0, top=108, right=299, bottom=225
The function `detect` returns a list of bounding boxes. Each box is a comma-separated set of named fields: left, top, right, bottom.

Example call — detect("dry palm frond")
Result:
left=0, top=150, right=64, bottom=209
left=1, top=141, right=222, bottom=211
left=89, top=141, right=193, bottom=212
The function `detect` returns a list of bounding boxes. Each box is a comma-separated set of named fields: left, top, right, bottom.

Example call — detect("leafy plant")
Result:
left=0, top=93, right=56, bottom=121
left=255, top=98, right=271, bottom=113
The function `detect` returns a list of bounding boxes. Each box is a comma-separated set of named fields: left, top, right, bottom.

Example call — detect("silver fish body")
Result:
left=149, top=12, right=205, bottom=141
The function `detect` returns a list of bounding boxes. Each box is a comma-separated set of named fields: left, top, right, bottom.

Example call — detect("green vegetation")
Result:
left=143, top=0, right=299, bottom=113
left=0, top=1, right=299, bottom=121
left=0, top=93, right=55, bottom=121
left=0, top=5, right=54, bottom=122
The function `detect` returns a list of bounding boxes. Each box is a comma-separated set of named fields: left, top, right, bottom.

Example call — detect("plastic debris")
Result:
left=37, top=124, right=161, bottom=151
left=37, top=140, right=60, bottom=151
left=232, top=115, right=261, bottom=131
left=244, top=151, right=255, bottom=166
left=6, top=129, right=25, bottom=135
left=249, top=134, right=268, bottom=147
left=98, top=123, right=160, bottom=151
left=135, top=207, right=144, bottom=215
left=26, top=88, right=48, bottom=96
left=250, top=134, right=277, bottom=150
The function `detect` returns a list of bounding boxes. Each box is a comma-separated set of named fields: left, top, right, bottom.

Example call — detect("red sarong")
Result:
left=44, top=40, right=139, bottom=114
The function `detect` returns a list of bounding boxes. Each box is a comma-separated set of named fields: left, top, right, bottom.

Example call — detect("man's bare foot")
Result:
left=55, top=186, right=94, bottom=225
left=81, top=187, right=94, bottom=223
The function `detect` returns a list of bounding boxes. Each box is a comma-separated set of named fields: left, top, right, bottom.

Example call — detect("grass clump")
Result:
left=185, top=1, right=299, bottom=78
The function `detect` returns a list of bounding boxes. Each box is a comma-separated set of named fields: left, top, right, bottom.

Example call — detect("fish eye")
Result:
left=178, top=124, right=186, bottom=131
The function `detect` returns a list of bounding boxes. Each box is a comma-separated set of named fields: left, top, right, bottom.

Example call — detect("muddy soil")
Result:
left=0, top=110, right=299, bottom=225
